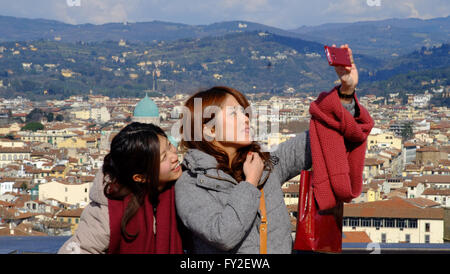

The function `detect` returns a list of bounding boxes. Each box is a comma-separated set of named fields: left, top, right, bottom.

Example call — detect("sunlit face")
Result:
left=157, top=135, right=182, bottom=191
left=208, top=94, right=252, bottom=147
left=132, top=135, right=181, bottom=192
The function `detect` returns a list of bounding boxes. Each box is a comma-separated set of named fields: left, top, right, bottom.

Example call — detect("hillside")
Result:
left=0, top=32, right=372, bottom=99
left=291, top=16, right=450, bottom=59
left=0, top=15, right=301, bottom=43
left=0, top=30, right=447, bottom=101
left=1, top=14, right=449, bottom=60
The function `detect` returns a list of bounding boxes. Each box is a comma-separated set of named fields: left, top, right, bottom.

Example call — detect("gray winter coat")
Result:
left=175, top=99, right=356, bottom=254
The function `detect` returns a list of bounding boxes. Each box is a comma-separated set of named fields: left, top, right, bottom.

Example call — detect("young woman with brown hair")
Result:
left=175, top=45, right=360, bottom=254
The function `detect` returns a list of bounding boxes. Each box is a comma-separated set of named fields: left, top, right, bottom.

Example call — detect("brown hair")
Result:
left=180, top=86, right=272, bottom=183
left=102, top=122, right=166, bottom=241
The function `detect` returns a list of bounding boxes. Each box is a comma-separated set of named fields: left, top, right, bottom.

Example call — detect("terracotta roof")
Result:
left=405, top=197, right=441, bottom=208
left=403, top=142, right=417, bottom=147
left=403, top=181, right=420, bottom=187
left=286, top=204, right=298, bottom=213
left=282, top=184, right=299, bottom=194
left=56, top=208, right=84, bottom=218
left=342, top=231, right=372, bottom=243
left=344, top=197, right=444, bottom=219
left=0, top=147, right=31, bottom=153
left=364, top=158, right=385, bottom=166
left=417, top=146, right=440, bottom=152
left=51, top=165, right=66, bottom=172
left=422, top=188, right=450, bottom=196
left=412, top=175, right=450, bottom=184
left=0, top=224, right=47, bottom=236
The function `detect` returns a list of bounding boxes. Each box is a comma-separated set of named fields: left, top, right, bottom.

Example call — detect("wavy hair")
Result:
left=180, top=86, right=272, bottom=183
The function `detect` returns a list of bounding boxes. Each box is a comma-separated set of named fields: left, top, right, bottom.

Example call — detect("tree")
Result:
left=20, top=182, right=28, bottom=192
left=55, top=114, right=64, bottom=122
left=21, top=122, right=44, bottom=132
left=26, top=108, right=45, bottom=123
left=401, top=122, right=413, bottom=141
left=46, top=112, right=54, bottom=122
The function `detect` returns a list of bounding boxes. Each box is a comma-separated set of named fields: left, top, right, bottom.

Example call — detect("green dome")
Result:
left=133, top=94, right=159, bottom=117
left=168, top=135, right=178, bottom=148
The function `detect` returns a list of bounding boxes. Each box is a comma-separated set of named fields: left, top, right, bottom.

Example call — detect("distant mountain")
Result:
left=291, top=16, right=450, bottom=59
left=0, top=15, right=301, bottom=43
left=2, top=14, right=449, bottom=60
left=0, top=16, right=448, bottom=101
left=0, top=31, right=381, bottom=100
left=361, top=43, right=450, bottom=82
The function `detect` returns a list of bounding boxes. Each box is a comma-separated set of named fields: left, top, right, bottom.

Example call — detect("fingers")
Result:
left=246, top=152, right=263, bottom=165
left=246, top=152, right=254, bottom=162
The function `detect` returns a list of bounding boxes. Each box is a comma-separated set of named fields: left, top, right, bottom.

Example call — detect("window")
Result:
left=381, top=233, right=386, bottom=243
left=68, top=218, right=72, bottom=223
left=385, top=218, right=395, bottom=228
left=408, top=219, right=418, bottom=228
left=425, top=235, right=430, bottom=244
left=65, top=187, right=68, bottom=192
left=361, top=218, right=371, bottom=227
left=343, top=218, right=349, bottom=227
left=425, top=223, right=430, bottom=232
left=405, top=234, right=410, bottom=243
left=85, top=188, right=88, bottom=193
left=349, top=218, right=360, bottom=227
left=396, top=219, right=406, bottom=228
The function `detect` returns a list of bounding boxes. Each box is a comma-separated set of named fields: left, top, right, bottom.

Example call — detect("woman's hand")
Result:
left=332, top=44, right=358, bottom=95
left=243, top=152, right=265, bottom=187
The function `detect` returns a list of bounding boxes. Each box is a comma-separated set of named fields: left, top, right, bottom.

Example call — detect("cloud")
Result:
left=0, top=0, right=448, bottom=28
left=316, top=0, right=450, bottom=25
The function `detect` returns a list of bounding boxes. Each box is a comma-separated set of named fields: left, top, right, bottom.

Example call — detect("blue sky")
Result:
left=1, top=0, right=449, bottom=29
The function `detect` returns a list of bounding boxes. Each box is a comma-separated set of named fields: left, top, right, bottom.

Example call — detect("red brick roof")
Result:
left=417, top=146, right=440, bottom=152
left=405, top=197, right=441, bottom=208
left=282, top=184, right=299, bottom=194
left=412, top=175, right=450, bottom=184
left=422, top=188, right=450, bottom=196
left=342, top=231, right=372, bottom=243
left=56, top=208, right=84, bottom=218
left=364, top=158, right=385, bottom=166
left=344, top=197, right=444, bottom=219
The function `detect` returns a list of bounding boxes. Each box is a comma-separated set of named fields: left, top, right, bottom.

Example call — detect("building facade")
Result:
left=343, top=198, right=444, bottom=244
left=38, top=181, right=91, bottom=208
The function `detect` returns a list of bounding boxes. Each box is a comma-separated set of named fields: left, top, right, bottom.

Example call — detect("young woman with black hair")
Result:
left=58, top=122, right=184, bottom=254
